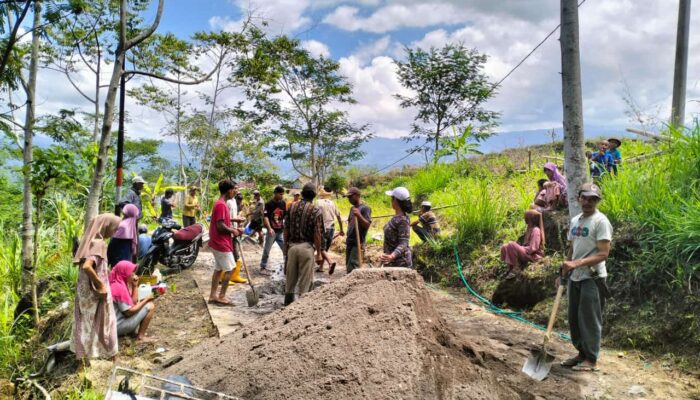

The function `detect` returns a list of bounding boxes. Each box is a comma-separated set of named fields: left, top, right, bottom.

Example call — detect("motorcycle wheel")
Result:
left=180, top=241, right=200, bottom=270
left=138, top=253, right=156, bottom=276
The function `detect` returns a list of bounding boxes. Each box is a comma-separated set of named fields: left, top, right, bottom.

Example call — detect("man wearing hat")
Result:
left=122, top=176, right=145, bottom=218
left=283, top=182, right=325, bottom=305
left=606, top=138, right=622, bottom=175
left=183, top=186, right=201, bottom=227
left=411, top=201, right=440, bottom=242
left=560, top=182, right=613, bottom=372
left=316, top=189, right=344, bottom=259
left=248, top=190, right=265, bottom=244
left=344, top=187, right=371, bottom=273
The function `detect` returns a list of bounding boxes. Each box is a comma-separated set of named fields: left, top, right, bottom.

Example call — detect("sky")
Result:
left=24, top=0, right=700, bottom=146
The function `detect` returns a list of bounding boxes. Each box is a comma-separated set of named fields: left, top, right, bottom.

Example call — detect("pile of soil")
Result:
left=168, top=269, right=530, bottom=399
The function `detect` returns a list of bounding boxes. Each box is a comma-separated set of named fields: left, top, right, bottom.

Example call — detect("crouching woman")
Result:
left=500, top=210, right=545, bottom=279
left=109, top=261, right=156, bottom=342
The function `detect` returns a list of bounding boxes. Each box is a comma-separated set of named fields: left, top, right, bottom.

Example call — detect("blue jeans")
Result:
left=260, top=230, right=284, bottom=269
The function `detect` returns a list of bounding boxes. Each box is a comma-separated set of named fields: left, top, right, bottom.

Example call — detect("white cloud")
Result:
left=323, top=3, right=472, bottom=33
left=301, top=40, right=331, bottom=58
left=210, top=0, right=312, bottom=34
left=352, top=35, right=392, bottom=64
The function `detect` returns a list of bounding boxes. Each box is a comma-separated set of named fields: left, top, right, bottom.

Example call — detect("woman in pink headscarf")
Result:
left=108, top=204, right=139, bottom=267
left=500, top=210, right=545, bottom=279
left=543, top=162, right=568, bottom=209
left=109, top=260, right=156, bottom=342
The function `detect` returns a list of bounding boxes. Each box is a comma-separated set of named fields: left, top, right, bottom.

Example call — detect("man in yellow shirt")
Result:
left=183, top=186, right=200, bottom=227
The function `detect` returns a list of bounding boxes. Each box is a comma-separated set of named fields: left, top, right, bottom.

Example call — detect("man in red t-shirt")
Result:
left=208, top=179, right=243, bottom=305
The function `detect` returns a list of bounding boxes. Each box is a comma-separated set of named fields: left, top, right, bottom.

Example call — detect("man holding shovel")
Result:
left=344, top=187, right=371, bottom=274
left=560, top=183, right=613, bottom=372
left=283, top=183, right=325, bottom=305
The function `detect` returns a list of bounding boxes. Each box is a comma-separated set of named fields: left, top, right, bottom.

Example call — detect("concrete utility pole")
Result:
left=560, top=0, right=588, bottom=218
left=671, top=0, right=691, bottom=128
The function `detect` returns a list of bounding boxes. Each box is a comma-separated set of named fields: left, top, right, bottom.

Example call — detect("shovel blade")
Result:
left=522, top=348, right=555, bottom=381
left=246, top=289, right=259, bottom=307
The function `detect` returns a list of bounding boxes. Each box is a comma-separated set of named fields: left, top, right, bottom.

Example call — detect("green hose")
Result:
left=453, top=243, right=571, bottom=341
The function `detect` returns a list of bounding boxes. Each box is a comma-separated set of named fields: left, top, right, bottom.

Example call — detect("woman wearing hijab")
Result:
left=108, top=204, right=139, bottom=266
left=109, top=261, right=156, bottom=342
left=500, top=210, right=545, bottom=279
left=380, top=187, right=413, bottom=268
left=543, top=162, right=568, bottom=208
left=71, top=213, right=121, bottom=365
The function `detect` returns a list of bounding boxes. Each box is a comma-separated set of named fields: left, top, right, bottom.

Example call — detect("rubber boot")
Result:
left=229, top=260, right=248, bottom=284
left=284, top=293, right=295, bottom=306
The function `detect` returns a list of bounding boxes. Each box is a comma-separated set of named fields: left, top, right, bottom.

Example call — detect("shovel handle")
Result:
left=544, top=281, right=566, bottom=343
left=354, top=214, right=364, bottom=268
left=236, top=238, right=256, bottom=296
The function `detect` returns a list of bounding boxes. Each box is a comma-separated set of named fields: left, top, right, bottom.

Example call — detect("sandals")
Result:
left=560, top=355, right=585, bottom=367
left=571, top=361, right=598, bottom=371
left=328, top=262, right=336, bottom=275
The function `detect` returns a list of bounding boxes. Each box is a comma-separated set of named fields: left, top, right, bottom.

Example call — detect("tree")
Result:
left=324, top=172, right=345, bottom=198
left=82, top=0, right=225, bottom=229
left=236, top=35, right=371, bottom=186
left=560, top=0, right=588, bottom=217
left=394, top=44, right=499, bottom=158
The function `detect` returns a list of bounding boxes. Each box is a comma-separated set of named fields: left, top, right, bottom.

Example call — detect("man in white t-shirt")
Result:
left=560, top=182, right=613, bottom=372
left=225, top=182, right=247, bottom=284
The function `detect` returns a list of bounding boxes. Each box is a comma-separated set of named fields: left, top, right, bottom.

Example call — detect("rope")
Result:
left=452, top=242, right=571, bottom=341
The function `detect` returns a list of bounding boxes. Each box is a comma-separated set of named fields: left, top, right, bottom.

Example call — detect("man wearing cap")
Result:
left=606, top=138, right=622, bottom=176
left=286, top=191, right=301, bottom=211
left=560, top=182, right=613, bottom=372
left=260, top=186, right=287, bottom=271
left=183, top=186, right=200, bottom=227
left=345, top=187, right=371, bottom=273
left=283, top=183, right=325, bottom=305
left=122, top=176, right=145, bottom=218
left=411, top=201, right=440, bottom=242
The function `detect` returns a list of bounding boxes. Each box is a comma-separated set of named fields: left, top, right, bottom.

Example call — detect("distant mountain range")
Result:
left=29, top=125, right=634, bottom=178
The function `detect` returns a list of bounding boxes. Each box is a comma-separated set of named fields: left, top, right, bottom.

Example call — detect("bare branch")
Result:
left=125, top=0, right=165, bottom=49
left=125, top=50, right=226, bottom=86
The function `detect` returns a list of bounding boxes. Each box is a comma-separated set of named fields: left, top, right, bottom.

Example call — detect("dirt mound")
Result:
left=167, top=268, right=527, bottom=399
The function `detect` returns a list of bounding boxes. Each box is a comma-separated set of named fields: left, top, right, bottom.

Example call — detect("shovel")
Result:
left=236, top=238, right=259, bottom=307
left=522, top=276, right=566, bottom=380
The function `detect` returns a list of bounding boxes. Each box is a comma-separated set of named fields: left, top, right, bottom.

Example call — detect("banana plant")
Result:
left=433, top=125, right=483, bottom=164
left=136, top=173, right=186, bottom=219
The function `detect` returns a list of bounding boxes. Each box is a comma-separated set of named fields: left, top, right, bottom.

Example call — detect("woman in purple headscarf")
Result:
left=107, top=204, right=139, bottom=266
left=543, top=162, right=568, bottom=208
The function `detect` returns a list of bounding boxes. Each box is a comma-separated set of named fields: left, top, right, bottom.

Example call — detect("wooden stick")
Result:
left=354, top=214, right=364, bottom=268
left=625, top=128, right=672, bottom=142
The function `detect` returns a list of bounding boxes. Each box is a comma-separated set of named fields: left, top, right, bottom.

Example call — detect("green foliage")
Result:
left=324, top=172, right=346, bottom=195
left=394, top=44, right=499, bottom=155
left=139, top=173, right=185, bottom=219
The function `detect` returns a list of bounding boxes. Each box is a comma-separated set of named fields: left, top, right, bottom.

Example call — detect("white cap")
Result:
left=421, top=201, right=432, bottom=207
left=132, top=176, right=146, bottom=184
left=385, top=186, right=410, bottom=201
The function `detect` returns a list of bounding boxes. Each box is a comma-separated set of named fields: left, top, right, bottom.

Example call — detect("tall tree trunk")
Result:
left=94, top=45, right=101, bottom=141
left=200, top=66, right=223, bottom=205
left=176, top=80, right=187, bottom=209
left=84, top=52, right=124, bottom=228
left=31, top=196, right=43, bottom=324
left=20, top=0, right=41, bottom=325
left=560, top=0, right=588, bottom=218
left=670, top=0, right=691, bottom=128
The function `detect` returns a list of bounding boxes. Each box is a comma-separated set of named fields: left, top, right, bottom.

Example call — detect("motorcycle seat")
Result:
left=173, top=224, right=202, bottom=242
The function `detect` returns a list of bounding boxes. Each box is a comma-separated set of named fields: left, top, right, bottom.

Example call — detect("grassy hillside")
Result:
left=336, top=127, right=700, bottom=362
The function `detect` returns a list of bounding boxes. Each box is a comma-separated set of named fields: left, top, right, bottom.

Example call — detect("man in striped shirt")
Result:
left=411, top=201, right=440, bottom=242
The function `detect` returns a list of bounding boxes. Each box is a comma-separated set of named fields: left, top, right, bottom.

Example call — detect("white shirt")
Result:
left=568, top=210, right=613, bottom=281
left=226, top=199, right=239, bottom=229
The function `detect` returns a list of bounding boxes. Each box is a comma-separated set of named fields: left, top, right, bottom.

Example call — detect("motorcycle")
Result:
left=139, top=219, right=204, bottom=275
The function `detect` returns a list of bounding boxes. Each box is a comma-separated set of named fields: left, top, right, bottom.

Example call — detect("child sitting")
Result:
left=590, top=140, right=614, bottom=179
